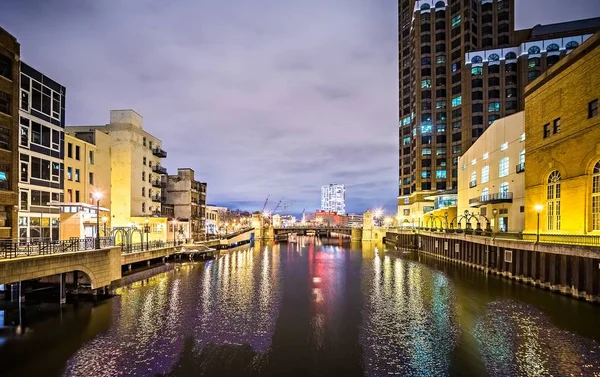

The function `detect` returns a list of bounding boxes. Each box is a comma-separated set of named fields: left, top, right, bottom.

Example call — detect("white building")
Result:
left=321, top=183, right=345, bottom=215
left=457, top=112, right=525, bottom=233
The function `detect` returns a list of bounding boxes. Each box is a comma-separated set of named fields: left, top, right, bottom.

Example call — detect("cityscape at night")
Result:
left=0, top=0, right=600, bottom=376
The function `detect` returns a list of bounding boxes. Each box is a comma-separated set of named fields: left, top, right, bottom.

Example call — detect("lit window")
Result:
left=461, top=163, right=466, bottom=170
left=451, top=96, right=462, bottom=107
left=481, top=188, right=489, bottom=201
left=592, top=161, right=600, bottom=230
left=500, top=182, right=509, bottom=194
left=499, top=157, right=509, bottom=177
left=421, top=171, right=431, bottom=179
left=471, top=67, right=483, bottom=76
left=488, top=102, right=501, bottom=112
left=421, top=124, right=432, bottom=133
left=483, top=152, right=489, bottom=160
left=481, top=166, right=489, bottom=183
left=422, top=148, right=432, bottom=156
left=501, top=142, right=508, bottom=151
left=471, top=158, right=477, bottom=166
left=553, top=118, right=561, bottom=134
left=520, top=133, right=525, bottom=142
left=471, top=171, right=476, bottom=183
left=436, top=170, right=447, bottom=179
left=436, top=124, right=446, bottom=133
left=436, top=55, right=446, bottom=64
left=421, top=79, right=431, bottom=88
left=403, top=137, right=410, bottom=145
left=436, top=101, right=446, bottom=109
left=67, top=167, right=72, bottom=181
left=547, top=171, right=561, bottom=230
left=451, top=15, right=461, bottom=27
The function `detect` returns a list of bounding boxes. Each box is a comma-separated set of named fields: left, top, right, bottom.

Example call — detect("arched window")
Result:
left=528, top=46, right=541, bottom=54
left=435, top=1, right=446, bottom=7
left=593, top=161, right=600, bottom=230
left=547, top=171, right=561, bottom=231
left=546, top=43, right=560, bottom=52
left=488, top=53, right=500, bottom=61
left=566, top=41, right=579, bottom=50
left=420, top=3, right=431, bottom=10
left=505, top=52, right=517, bottom=60
left=481, top=187, right=489, bottom=201
left=471, top=56, right=483, bottom=64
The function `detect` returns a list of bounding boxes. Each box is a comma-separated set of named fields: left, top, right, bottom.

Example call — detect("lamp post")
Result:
left=144, top=218, right=150, bottom=250
left=534, top=204, right=543, bottom=243
left=102, top=216, right=108, bottom=237
left=93, top=191, right=102, bottom=249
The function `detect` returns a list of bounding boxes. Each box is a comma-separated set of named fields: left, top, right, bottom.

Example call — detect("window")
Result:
left=67, top=189, right=72, bottom=202
left=142, top=187, right=145, bottom=197
left=520, top=133, right=525, bottom=142
left=436, top=101, right=446, bottom=109
left=451, top=96, right=462, bottom=107
left=593, top=161, right=600, bottom=230
left=488, top=102, right=500, bottom=112
left=0, top=164, right=9, bottom=190
left=505, top=52, right=517, bottom=60
left=547, top=171, right=561, bottom=230
left=471, top=67, right=482, bottom=76
left=0, top=55, right=11, bottom=80
left=543, top=124, right=550, bottom=138
left=422, top=171, right=431, bottom=179
left=142, top=171, right=146, bottom=181
left=89, top=151, right=94, bottom=165
left=0, top=91, right=11, bottom=115
left=528, top=46, right=541, bottom=54
left=471, top=56, right=482, bottom=64
left=20, top=118, right=29, bottom=147
left=566, top=41, right=579, bottom=50
left=68, top=143, right=73, bottom=158
left=500, top=182, right=509, bottom=194
left=471, top=158, right=477, bottom=166
left=488, top=54, right=499, bottom=62
left=143, top=157, right=147, bottom=166
left=483, top=152, right=489, bottom=160
left=552, top=118, right=561, bottom=134
left=422, top=148, right=432, bottom=156
left=89, top=172, right=94, bottom=185
left=20, top=191, right=28, bottom=211
left=501, top=142, right=508, bottom=151
left=481, top=187, right=489, bottom=201
left=436, top=55, right=446, bottom=64
left=499, top=157, right=509, bottom=177
left=421, top=79, right=431, bottom=88
left=481, top=166, right=489, bottom=183
left=75, top=145, right=80, bottom=161
left=471, top=171, right=476, bottom=183
left=0, top=128, right=9, bottom=150
left=519, top=149, right=525, bottom=165
left=20, top=161, right=28, bottom=182
left=75, top=168, right=80, bottom=182
left=67, top=167, right=73, bottom=181
left=142, top=202, right=146, bottom=213
left=589, top=99, right=598, bottom=118
left=75, top=190, right=80, bottom=202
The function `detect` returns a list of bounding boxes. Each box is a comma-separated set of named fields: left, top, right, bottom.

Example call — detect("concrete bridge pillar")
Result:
left=351, top=228, right=362, bottom=242
left=59, top=273, right=67, bottom=305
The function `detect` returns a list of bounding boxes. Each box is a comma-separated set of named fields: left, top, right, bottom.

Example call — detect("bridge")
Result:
left=273, top=226, right=354, bottom=236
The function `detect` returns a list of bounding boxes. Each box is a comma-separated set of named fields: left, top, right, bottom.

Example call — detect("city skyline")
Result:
left=1, top=0, right=598, bottom=214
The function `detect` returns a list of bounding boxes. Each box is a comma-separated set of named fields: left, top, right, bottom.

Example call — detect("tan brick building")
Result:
left=524, top=32, right=600, bottom=237
left=0, top=28, right=20, bottom=240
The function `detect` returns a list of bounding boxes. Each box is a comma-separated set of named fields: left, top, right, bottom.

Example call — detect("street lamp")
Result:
left=534, top=204, right=543, bottom=243
left=102, top=216, right=108, bottom=237
left=93, top=191, right=102, bottom=249
left=144, top=218, right=150, bottom=250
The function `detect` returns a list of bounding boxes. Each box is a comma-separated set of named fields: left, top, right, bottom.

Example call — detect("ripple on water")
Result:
left=474, top=300, right=600, bottom=377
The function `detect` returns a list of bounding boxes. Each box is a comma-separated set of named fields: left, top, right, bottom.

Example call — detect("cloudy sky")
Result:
left=1, top=0, right=599, bottom=215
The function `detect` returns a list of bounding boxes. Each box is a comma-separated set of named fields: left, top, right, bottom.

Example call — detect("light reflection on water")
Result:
left=14, top=239, right=593, bottom=377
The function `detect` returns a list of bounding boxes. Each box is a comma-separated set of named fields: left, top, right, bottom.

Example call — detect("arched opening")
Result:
left=547, top=171, right=561, bottom=231
left=592, top=161, right=600, bottom=230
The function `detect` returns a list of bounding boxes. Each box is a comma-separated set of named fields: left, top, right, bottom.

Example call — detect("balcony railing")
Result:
left=516, top=162, right=525, bottom=173
left=469, top=191, right=513, bottom=206
left=151, top=180, right=162, bottom=188
left=469, top=180, right=477, bottom=188
left=151, top=195, right=162, bottom=202
left=153, top=147, right=167, bottom=158
left=153, top=165, right=167, bottom=174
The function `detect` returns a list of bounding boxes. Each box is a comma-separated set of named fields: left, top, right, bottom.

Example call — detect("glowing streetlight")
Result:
left=384, top=216, right=393, bottom=227
left=534, top=204, right=543, bottom=243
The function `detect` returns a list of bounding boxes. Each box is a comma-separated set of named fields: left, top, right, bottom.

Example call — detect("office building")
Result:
left=524, top=32, right=600, bottom=237
left=347, top=213, right=363, bottom=228
left=0, top=28, right=20, bottom=239
left=165, top=168, right=207, bottom=241
left=18, top=62, right=66, bottom=241
left=321, top=183, right=345, bottom=215
left=68, top=109, right=169, bottom=241
left=458, top=112, right=525, bottom=233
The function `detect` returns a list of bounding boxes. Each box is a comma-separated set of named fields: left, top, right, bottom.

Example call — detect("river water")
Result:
left=1, top=237, right=600, bottom=377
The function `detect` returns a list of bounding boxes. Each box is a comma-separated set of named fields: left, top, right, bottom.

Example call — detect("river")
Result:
left=1, top=237, right=600, bottom=377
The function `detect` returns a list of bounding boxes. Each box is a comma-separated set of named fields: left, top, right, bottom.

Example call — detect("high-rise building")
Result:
left=0, top=27, right=20, bottom=240
left=18, top=62, right=66, bottom=241
left=321, top=183, right=345, bottom=215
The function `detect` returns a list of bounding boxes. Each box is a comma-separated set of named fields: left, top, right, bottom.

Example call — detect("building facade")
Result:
left=0, top=28, right=20, bottom=240
left=205, top=205, right=227, bottom=235
left=524, top=32, right=600, bottom=237
left=458, top=112, right=525, bottom=232
left=165, top=168, right=207, bottom=241
left=347, top=213, right=363, bottom=228
left=68, top=109, right=169, bottom=241
left=321, top=183, right=345, bottom=215
left=398, top=0, right=516, bottom=218
left=18, top=62, right=66, bottom=241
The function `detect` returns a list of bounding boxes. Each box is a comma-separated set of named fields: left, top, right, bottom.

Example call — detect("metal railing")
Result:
left=121, top=240, right=179, bottom=253
left=522, top=233, right=600, bottom=246
left=152, top=147, right=167, bottom=158
left=0, top=237, right=115, bottom=259
left=469, top=191, right=513, bottom=206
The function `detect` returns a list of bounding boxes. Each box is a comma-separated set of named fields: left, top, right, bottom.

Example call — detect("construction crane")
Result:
left=272, top=197, right=284, bottom=213
left=301, top=206, right=307, bottom=222
left=261, top=195, right=270, bottom=213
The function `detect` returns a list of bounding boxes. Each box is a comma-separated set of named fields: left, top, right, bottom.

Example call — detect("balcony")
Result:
left=516, top=162, right=525, bottom=173
left=151, top=195, right=162, bottom=203
left=151, top=180, right=162, bottom=188
left=469, top=180, right=477, bottom=188
left=153, top=147, right=167, bottom=158
left=153, top=165, right=167, bottom=175
left=469, top=191, right=513, bottom=207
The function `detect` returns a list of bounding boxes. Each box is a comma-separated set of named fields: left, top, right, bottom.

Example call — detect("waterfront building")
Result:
left=68, top=109, right=169, bottom=242
left=347, top=213, right=363, bottom=228
left=58, top=131, right=111, bottom=239
left=321, top=183, right=345, bottom=215
left=206, top=205, right=227, bottom=235
left=18, top=62, right=66, bottom=241
left=458, top=112, right=525, bottom=233
left=524, top=32, right=600, bottom=238
left=164, top=168, right=207, bottom=241
left=0, top=28, right=20, bottom=239
left=314, top=210, right=348, bottom=227
left=398, top=0, right=516, bottom=219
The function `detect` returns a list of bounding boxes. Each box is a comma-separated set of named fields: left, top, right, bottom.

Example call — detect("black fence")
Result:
left=0, top=237, right=115, bottom=259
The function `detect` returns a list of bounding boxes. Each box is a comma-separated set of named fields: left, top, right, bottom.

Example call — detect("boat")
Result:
left=276, top=233, right=289, bottom=243
left=178, top=244, right=217, bottom=260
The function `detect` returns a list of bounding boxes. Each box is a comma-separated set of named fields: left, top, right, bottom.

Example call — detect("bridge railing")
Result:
left=0, top=237, right=115, bottom=259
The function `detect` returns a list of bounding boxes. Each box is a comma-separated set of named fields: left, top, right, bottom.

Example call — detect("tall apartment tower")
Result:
left=398, top=0, right=515, bottom=217
left=321, top=183, right=345, bottom=215
left=0, top=28, right=20, bottom=240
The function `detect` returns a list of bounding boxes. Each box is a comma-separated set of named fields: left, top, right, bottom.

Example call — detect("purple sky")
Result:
left=1, top=0, right=599, bottom=215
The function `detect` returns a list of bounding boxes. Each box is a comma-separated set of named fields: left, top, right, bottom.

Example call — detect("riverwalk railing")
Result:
left=0, top=237, right=115, bottom=259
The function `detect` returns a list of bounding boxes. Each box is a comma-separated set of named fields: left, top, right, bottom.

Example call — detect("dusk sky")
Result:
left=1, top=0, right=599, bottom=215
